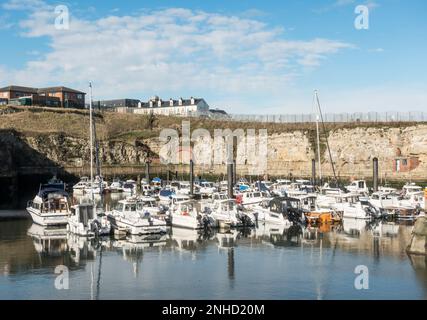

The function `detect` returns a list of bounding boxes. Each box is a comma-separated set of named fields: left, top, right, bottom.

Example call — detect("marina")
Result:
left=1, top=212, right=426, bottom=299
left=0, top=174, right=426, bottom=299
left=0, top=0, right=426, bottom=305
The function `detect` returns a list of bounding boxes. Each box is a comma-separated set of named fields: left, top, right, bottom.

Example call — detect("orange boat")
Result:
left=305, top=210, right=341, bottom=225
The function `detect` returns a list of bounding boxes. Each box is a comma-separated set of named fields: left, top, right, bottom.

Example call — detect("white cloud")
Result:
left=2, top=0, right=48, bottom=10
left=1, top=1, right=352, bottom=109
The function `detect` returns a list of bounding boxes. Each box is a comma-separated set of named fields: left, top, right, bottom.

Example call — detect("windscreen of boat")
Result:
left=160, top=190, right=173, bottom=197
left=142, top=200, right=156, bottom=207
left=222, top=201, right=235, bottom=211
left=123, top=183, right=134, bottom=189
left=125, top=204, right=137, bottom=211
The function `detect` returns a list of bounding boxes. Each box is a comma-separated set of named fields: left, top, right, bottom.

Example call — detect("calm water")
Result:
left=1, top=208, right=426, bottom=300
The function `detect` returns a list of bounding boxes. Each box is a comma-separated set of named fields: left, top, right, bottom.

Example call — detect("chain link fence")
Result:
left=222, top=111, right=427, bottom=123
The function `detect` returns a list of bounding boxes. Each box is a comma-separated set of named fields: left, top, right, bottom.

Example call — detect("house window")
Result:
left=77, top=94, right=82, bottom=99
left=402, top=159, right=407, bottom=166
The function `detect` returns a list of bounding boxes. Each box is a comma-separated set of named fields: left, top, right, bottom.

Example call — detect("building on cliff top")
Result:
left=129, top=96, right=210, bottom=117
left=0, top=85, right=86, bottom=109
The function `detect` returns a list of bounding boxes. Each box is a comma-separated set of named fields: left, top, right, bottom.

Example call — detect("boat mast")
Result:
left=314, top=90, right=338, bottom=184
left=314, top=90, right=322, bottom=184
left=89, top=82, right=94, bottom=201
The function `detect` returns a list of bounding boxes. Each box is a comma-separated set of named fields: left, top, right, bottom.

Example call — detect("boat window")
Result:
left=160, top=190, right=173, bottom=197
left=115, top=203, right=124, bottom=211
left=254, top=192, right=261, bottom=197
left=125, top=204, right=137, bottom=211
left=136, top=203, right=144, bottom=211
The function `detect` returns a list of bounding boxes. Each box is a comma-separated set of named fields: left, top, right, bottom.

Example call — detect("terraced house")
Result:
left=0, top=85, right=86, bottom=109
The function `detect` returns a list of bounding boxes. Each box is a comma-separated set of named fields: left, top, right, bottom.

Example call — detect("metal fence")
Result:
left=225, top=111, right=427, bottom=123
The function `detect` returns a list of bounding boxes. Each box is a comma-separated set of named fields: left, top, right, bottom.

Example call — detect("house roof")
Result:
left=209, top=109, right=227, bottom=115
left=0, top=85, right=86, bottom=95
left=0, top=85, right=38, bottom=93
left=38, top=86, right=86, bottom=94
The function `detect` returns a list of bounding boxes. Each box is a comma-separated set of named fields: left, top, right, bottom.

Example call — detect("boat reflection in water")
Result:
left=112, top=233, right=169, bottom=278
left=26, top=223, right=103, bottom=266
left=1, top=216, right=426, bottom=299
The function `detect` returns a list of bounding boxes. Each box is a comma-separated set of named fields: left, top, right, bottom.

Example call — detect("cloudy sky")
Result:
left=0, top=0, right=426, bottom=114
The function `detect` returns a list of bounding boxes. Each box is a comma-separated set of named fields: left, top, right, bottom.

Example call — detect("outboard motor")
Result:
left=201, top=215, right=211, bottom=230
left=90, top=220, right=101, bottom=237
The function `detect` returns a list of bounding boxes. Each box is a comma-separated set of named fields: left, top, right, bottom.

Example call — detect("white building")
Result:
left=133, top=96, right=210, bottom=117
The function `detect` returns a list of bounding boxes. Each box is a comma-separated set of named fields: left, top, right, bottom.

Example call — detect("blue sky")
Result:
left=0, top=0, right=426, bottom=113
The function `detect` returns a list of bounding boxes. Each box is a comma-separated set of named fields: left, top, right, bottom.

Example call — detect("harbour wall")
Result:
left=1, top=124, right=426, bottom=181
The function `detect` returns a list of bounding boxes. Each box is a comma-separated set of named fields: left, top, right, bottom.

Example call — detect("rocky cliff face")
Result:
left=1, top=124, right=426, bottom=180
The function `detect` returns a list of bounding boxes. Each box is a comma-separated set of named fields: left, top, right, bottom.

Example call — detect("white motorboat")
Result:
left=199, top=181, right=217, bottom=197
left=342, top=199, right=383, bottom=219
left=205, top=199, right=253, bottom=228
left=252, top=198, right=293, bottom=225
left=169, top=200, right=216, bottom=229
left=317, top=192, right=360, bottom=213
left=26, top=187, right=71, bottom=226
left=73, top=176, right=89, bottom=193
left=167, top=193, right=191, bottom=206
left=67, top=203, right=111, bottom=237
left=122, top=180, right=137, bottom=194
left=140, top=183, right=155, bottom=196
left=137, top=196, right=165, bottom=216
left=107, top=197, right=167, bottom=235
left=236, top=190, right=271, bottom=207
left=271, top=179, right=292, bottom=196
left=345, top=180, right=369, bottom=195
left=158, top=188, right=175, bottom=204
left=369, top=192, right=413, bottom=211
left=109, top=179, right=124, bottom=192
left=402, top=183, right=423, bottom=195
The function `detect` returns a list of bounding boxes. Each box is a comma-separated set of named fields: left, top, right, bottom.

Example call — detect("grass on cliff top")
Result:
left=0, top=105, right=423, bottom=142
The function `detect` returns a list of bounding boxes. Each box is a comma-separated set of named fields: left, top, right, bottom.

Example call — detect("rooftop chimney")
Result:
left=169, top=98, right=174, bottom=106
left=179, top=97, right=183, bottom=106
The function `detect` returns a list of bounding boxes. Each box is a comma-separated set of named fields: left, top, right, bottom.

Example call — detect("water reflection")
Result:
left=0, top=217, right=426, bottom=299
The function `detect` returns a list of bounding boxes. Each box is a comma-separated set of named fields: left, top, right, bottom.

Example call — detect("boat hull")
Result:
left=108, top=215, right=166, bottom=235
left=27, top=207, right=70, bottom=226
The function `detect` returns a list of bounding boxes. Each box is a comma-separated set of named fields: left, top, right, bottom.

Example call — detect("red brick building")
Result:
left=0, top=85, right=86, bottom=109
